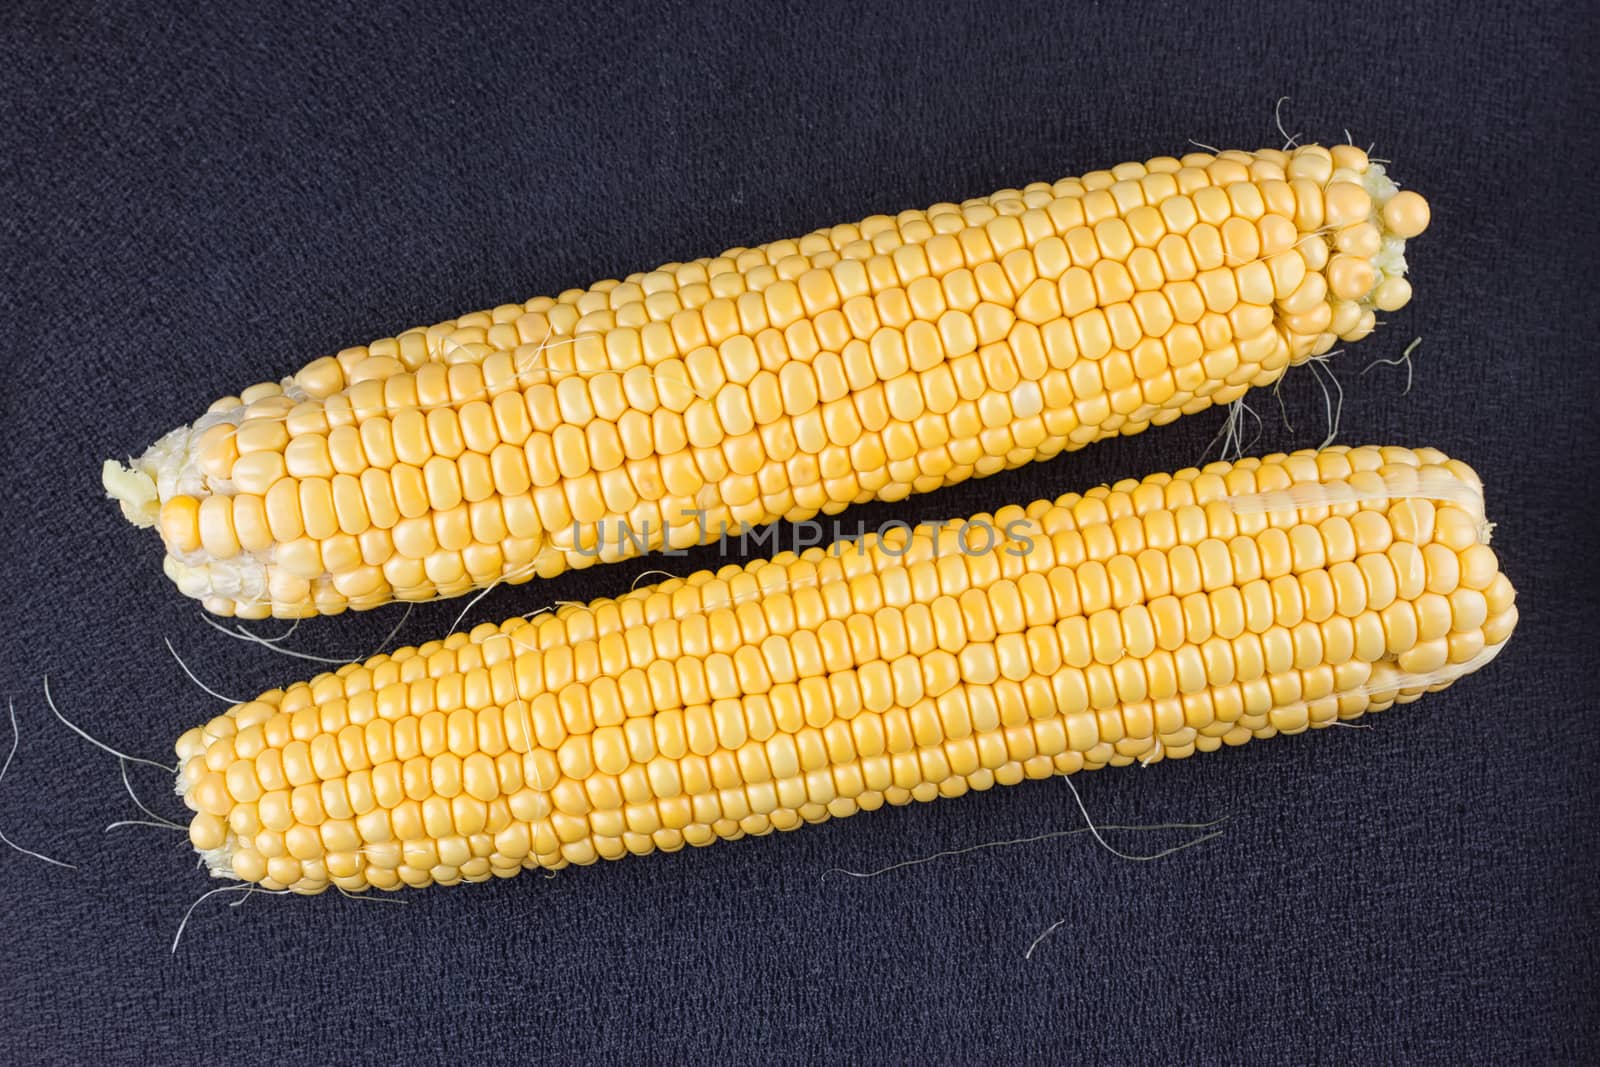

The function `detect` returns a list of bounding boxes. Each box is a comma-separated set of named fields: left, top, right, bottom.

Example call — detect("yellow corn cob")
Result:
left=107, top=143, right=1432, bottom=619
left=173, top=446, right=1511, bottom=895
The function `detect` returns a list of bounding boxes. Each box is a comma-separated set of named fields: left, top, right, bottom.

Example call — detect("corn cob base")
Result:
left=173, top=446, right=1514, bottom=895
left=109, top=144, right=1431, bottom=619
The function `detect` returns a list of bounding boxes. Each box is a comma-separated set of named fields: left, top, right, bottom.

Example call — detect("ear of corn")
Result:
left=172, top=446, right=1512, bottom=895
left=108, top=144, right=1431, bottom=619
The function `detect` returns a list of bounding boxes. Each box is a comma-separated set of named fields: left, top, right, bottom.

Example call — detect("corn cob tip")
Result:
left=1283, top=153, right=1429, bottom=360
left=1353, top=163, right=1428, bottom=302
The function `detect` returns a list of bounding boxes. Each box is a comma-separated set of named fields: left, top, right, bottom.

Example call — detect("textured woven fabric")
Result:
left=1, top=1, right=1595, bottom=1062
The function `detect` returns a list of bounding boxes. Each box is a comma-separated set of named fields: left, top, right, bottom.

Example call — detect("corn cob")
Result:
left=173, top=446, right=1512, bottom=895
left=107, top=143, right=1431, bottom=619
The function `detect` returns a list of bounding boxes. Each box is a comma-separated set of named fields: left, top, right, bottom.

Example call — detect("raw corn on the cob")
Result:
left=173, top=446, right=1513, bottom=895
left=107, top=143, right=1431, bottom=619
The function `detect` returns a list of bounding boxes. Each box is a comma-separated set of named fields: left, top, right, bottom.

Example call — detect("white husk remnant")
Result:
left=103, top=378, right=308, bottom=608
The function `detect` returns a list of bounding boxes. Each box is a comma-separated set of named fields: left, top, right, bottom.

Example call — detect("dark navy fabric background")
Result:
left=2, top=2, right=1595, bottom=1063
